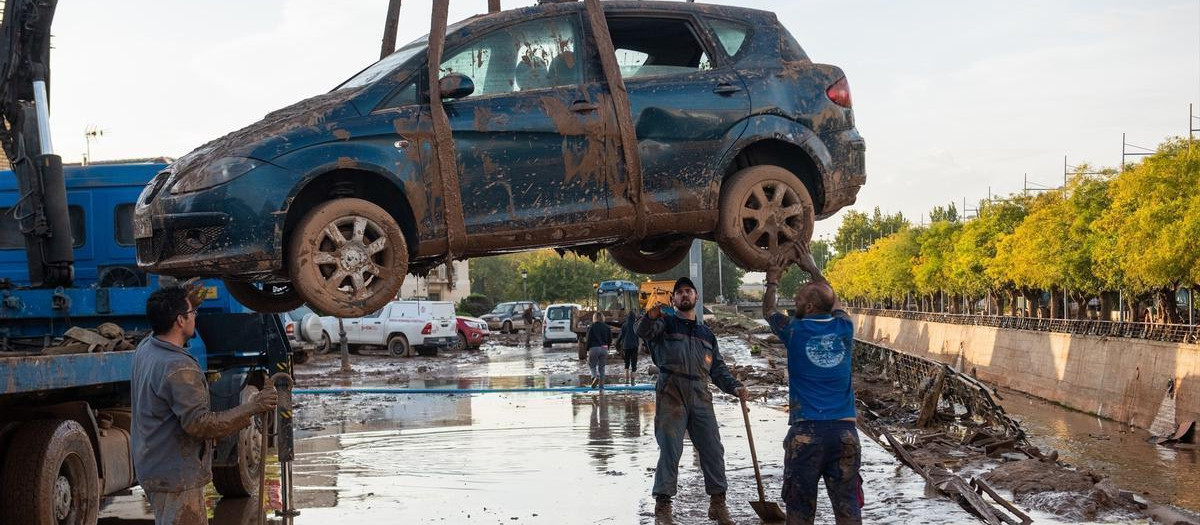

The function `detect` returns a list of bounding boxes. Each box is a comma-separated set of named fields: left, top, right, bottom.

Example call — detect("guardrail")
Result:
left=848, top=307, right=1200, bottom=344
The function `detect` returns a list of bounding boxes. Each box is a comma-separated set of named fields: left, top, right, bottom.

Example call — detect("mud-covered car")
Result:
left=135, top=1, right=865, bottom=317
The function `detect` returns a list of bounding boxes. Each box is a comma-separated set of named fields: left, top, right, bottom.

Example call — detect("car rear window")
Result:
left=547, top=307, right=573, bottom=321
left=608, top=17, right=711, bottom=79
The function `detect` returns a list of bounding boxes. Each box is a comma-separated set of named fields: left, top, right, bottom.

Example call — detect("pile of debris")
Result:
left=42, top=323, right=139, bottom=355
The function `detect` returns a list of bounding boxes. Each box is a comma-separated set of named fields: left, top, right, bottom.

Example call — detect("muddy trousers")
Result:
left=146, top=487, right=207, bottom=525
left=588, top=347, right=608, bottom=383
left=782, top=420, right=863, bottom=525
left=652, top=378, right=727, bottom=498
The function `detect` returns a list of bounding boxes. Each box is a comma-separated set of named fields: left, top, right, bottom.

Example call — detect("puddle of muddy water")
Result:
left=997, top=387, right=1200, bottom=514
left=96, top=337, right=1159, bottom=524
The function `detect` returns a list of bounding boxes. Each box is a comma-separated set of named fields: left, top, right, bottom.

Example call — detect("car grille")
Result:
left=171, top=226, right=224, bottom=256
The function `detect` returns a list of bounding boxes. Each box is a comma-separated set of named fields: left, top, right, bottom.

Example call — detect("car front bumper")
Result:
left=134, top=162, right=295, bottom=277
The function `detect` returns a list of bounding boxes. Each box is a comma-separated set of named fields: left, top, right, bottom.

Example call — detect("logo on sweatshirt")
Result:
left=805, top=334, right=845, bottom=368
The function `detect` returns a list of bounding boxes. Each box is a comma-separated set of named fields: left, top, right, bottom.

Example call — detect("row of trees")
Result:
left=467, top=241, right=747, bottom=306
left=824, top=138, right=1200, bottom=323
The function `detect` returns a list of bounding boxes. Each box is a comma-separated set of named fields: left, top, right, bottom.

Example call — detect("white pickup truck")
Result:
left=315, top=300, right=458, bottom=357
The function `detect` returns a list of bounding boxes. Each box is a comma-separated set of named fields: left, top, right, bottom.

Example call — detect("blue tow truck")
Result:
left=0, top=1, right=298, bottom=523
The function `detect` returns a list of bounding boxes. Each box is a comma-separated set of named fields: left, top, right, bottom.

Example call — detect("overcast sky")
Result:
left=47, top=1, right=1200, bottom=241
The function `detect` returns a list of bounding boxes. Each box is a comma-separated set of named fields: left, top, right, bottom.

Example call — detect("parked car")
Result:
left=481, top=301, right=542, bottom=333
left=542, top=303, right=582, bottom=347
left=135, top=2, right=865, bottom=319
left=454, top=316, right=490, bottom=351
left=280, top=305, right=334, bottom=356
left=324, top=300, right=457, bottom=356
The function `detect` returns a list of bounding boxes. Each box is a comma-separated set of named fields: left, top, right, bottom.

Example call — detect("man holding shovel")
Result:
left=764, top=243, right=862, bottom=525
left=637, top=276, right=749, bottom=524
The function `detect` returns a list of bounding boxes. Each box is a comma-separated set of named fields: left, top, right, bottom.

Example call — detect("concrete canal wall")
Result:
left=852, top=313, right=1200, bottom=432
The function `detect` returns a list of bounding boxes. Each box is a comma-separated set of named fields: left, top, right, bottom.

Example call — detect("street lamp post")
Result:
left=521, top=269, right=528, bottom=300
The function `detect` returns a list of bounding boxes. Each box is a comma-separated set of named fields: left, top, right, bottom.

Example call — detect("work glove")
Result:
left=734, top=386, right=750, bottom=401
left=249, top=382, right=279, bottom=414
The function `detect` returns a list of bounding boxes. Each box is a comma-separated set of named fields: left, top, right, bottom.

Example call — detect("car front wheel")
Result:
left=288, top=198, right=408, bottom=318
left=716, top=165, right=814, bottom=270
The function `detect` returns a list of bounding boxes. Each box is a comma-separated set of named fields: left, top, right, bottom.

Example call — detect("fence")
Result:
left=848, top=307, right=1200, bottom=344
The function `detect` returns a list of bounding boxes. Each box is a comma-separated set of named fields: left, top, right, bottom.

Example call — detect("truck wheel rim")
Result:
left=54, top=472, right=72, bottom=520
left=312, top=215, right=391, bottom=300
left=738, top=180, right=807, bottom=252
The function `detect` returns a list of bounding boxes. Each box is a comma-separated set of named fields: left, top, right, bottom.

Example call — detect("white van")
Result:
left=323, top=300, right=458, bottom=356
left=542, top=303, right=582, bottom=347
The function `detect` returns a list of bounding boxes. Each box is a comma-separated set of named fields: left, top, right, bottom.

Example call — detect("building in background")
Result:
left=399, top=260, right=470, bottom=303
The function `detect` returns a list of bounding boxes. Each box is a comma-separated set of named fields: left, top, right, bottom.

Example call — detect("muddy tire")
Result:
left=0, top=420, right=99, bottom=525
left=716, top=165, right=814, bottom=270
left=292, top=349, right=310, bottom=365
left=316, top=332, right=334, bottom=355
left=224, top=279, right=305, bottom=313
left=213, top=385, right=264, bottom=497
left=388, top=334, right=411, bottom=357
left=502, top=320, right=513, bottom=334
left=452, top=332, right=467, bottom=352
left=289, top=198, right=408, bottom=318
left=542, top=338, right=552, bottom=348
left=608, top=240, right=690, bottom=274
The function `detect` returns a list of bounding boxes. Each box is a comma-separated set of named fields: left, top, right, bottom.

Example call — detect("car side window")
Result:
left=439, top=16, right=581, bottom=98
left=705, top=18, right=750, bottom=59
left=608, top=17, right=712, bottom=79
left=381, top=81, right=418, bottom=108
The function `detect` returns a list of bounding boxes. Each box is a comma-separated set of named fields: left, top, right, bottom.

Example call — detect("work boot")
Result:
left=708, top=493, right=735, bottom=525
left=654, top=495, right=673, bottom=523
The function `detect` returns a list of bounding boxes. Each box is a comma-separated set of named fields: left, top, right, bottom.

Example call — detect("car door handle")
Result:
left=570, top=101, right=599, bottom=112
left=712, top=83, right=742, bottom=95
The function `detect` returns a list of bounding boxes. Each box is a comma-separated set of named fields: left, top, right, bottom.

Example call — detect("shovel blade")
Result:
left=750, top=500, right=787, bottom=522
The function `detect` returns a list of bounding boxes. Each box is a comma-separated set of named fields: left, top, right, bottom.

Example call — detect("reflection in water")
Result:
left=587, top=394, right=613, bottom=471
left=999, top=387, right=1200, bottom=512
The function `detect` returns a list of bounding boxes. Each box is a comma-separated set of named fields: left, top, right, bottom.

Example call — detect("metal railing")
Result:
left=848, top=307, right=1200, bottom=344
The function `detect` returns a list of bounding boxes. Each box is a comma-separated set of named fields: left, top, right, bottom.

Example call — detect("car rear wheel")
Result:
left=716, top=165, right=814, bottom=270
left=388, top=334, right=410, bottom=357
left=224, top=280, right=304, bottom=313
left=608, top=239, right=690, bottom=274
left=289, top=198, right=408, bottom=318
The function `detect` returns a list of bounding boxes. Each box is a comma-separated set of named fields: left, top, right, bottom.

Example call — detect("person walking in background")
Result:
left=615, top=310, right=641, bottom=385
left=637, top=276, right=748, bottom=525
left=586, top=312, right=613, bottom=389
left=523, top=305, right=535, bottom=347
left=763, top=242, right=862, bottom=525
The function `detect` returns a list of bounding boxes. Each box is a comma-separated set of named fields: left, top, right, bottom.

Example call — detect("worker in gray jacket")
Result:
left=637, top=276, right=748, bottom=525
left=132, top=285, right=277, bottom=525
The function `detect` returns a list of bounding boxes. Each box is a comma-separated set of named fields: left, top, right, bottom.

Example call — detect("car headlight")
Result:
left=171, top=157, right=262, bottom=194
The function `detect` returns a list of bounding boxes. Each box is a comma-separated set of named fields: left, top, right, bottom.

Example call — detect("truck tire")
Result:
left=0, top=419, right=99, bottom=525
left=452, top=332, right=468, bottom=352
left=388, top=334, right=411, bottom=357
left=608, top=240, right=690, bottom=274
left=224, top=279, right=305, bottom=313
left=716, top=165, right=814, bottom=270
left=289, top=198, right=409, bottom=318
left=578, top=339, right=587, bottom=360
left=213, top=385, right=265, bottom=497
left=316, top=332, right=334, bottom=355
left=292, top=349, right=310, bottom=365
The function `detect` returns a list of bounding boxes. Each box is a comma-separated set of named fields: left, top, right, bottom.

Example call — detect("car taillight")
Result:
left=422, top=322, right=433, bottom=335
left=826, top=77, right=852, bottom=108
left=285, top=323, right=295, bottom=335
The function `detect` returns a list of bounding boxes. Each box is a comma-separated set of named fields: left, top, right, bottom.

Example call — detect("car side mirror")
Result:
left=439, top=73, right=474, bottom=100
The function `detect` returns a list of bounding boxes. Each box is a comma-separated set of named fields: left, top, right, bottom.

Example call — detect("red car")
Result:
left=455, top=316, right=490, bottom=351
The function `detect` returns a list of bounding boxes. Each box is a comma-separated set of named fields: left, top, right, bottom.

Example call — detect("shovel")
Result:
left=740, top=396, right=787, bottom=522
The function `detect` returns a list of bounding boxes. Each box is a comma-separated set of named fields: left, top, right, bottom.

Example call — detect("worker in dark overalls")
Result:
left=637, top=277, right=748, bottom=525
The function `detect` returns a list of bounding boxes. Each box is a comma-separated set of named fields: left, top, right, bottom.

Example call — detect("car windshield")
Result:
left=547, top=307, right=572, bottom=321
left=336, top=39, right=428, bottom=90
left=490, top=302, right=514, bottom=314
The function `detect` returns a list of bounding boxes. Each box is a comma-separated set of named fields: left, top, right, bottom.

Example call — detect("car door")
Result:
left=356, top=306, right=388, bottom=344
left=603, top=13, right=751, bottom=218
left=438, top=13, right=611, bottom=237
